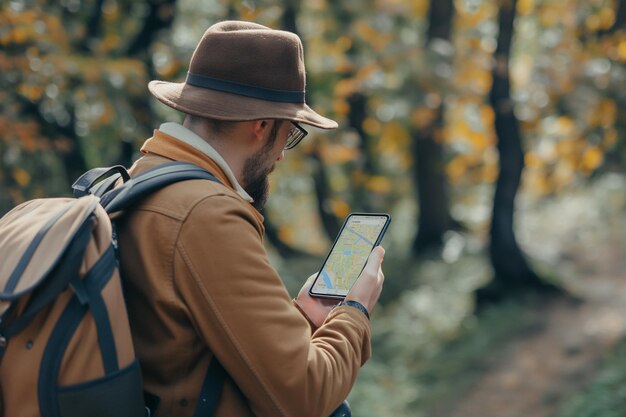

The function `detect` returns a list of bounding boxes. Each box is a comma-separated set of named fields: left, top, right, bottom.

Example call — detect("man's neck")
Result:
left=182, top=118, right=247, bottom=186
left=158, top=121, right=253, bottom=203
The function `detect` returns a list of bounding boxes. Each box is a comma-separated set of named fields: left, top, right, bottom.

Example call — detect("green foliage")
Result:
left=557, top=338, right=626, bottom=417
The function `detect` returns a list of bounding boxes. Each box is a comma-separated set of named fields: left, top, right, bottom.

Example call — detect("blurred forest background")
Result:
left=1, top=0, right=626, bottom=416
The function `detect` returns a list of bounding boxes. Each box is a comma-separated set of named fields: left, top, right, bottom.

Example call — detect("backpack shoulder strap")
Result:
left=193, top=359, right=227, bottom=417
left=72, top=162, right=222, bottom=215
left=72, top=166, right=131, bottom=198
left=101, top=162, right=222, bottom=214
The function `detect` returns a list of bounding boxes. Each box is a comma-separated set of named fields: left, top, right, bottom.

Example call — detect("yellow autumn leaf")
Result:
left=351, top=170, right=366, bottom=186
left=553, top=162, right=575, bottom=188
left=555, top=139, right=577, bottom=156
left=278, top=225, right=294, bottom=243
left=446, top=157, right=467, bottom=183
left=517, top=0, right=535, bottom=15
left=410, top=107, right=437, bottom=129
left=12, top=27, right=30, bottom=44
left=481, top=163, right=499, bottom=183
left=329, top=199, right=351, bottom=219
left=525, top=152, right=543, bottom=169
left=586, top=14, right=601, bottom=32
left=599, top=7, right=615, bottom=30
left=411, top=0, right=428, bottom=17
left=371, top=33, right=393, bottom=52
left=241, top=8, right=260, bottom=21
left=334, top=79, right=358, bottom=98
left=321, top=145, right=359, bottom=164
left=354, top=20, right=377, bottom=42
left=46, top=14, right=62, bottom=31
left=101, top=34, right=121, bottom=52
left=13, top=168, right=31, bottom=187
left=604, top=129, right=618, bottom=147
left=335, top=59, right=354, bottom=74
left=379, top=121, right=410, bottom=151
left=366, top=176, right=392, bottom=194
left=580, top=146, right=604, bottom=172
left=333, top=98, right=349, bottom=116
left=18, top=84, right=43, bottom=101
left=524, top=172, right=551, bottom=196
left=555, top=116, right=575, bottom=136
left=356, top=63, right=379, bottom=81
left=363, top=117, right=381, bottom=136
left=336, top=36, right=352, bottom=52
left=618, top=41, right=626, bottom=61
left=103, top=0, right=121, bottom=21
left=400, top=153, right=413, bottom=168
left=540, top=8, right=560, bottom=27
left=599, top=99, right=617, bottom=127
left=467, top=131, right=489, bottom=150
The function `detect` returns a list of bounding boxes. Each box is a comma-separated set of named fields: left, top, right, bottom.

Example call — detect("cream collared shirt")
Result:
left=158, top=122, right=254, bottom=203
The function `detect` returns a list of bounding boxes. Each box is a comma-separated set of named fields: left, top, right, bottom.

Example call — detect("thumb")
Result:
left=365, top=246, right=385, bottom=271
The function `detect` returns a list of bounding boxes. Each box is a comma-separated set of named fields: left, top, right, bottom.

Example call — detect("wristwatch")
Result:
left=336, top=300, right=370, bottom=320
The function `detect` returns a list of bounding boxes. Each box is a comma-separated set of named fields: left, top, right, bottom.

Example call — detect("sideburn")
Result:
left=243, top=121, right=282, bottom=211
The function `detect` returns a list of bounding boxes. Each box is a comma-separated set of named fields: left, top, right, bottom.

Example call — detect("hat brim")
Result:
left=149, top=80, right=338, bottom=130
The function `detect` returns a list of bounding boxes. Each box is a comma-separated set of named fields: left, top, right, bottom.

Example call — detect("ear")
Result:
left=251, top=120, right=271, bottom=142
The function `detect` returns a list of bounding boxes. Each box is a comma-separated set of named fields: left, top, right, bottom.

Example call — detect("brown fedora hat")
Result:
left=149, top=21, right=338, bottom=129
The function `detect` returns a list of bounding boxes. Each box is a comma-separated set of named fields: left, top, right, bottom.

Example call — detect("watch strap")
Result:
left=337, top=300, right=370, bottom=320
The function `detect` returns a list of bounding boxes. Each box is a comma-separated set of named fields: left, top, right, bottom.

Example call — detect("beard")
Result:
left=242, top=156, right=273, bottom=211
left=242, top=123, right=280, bottom=211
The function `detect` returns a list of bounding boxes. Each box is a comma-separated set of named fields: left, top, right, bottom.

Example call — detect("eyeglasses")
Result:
left=284, top=122, right=308, bottom=150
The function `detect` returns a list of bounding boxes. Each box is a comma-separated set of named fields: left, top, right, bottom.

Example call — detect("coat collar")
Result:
left=156, top=122, right=253, bottom=203
left=139, top=126, right=264, bottom=224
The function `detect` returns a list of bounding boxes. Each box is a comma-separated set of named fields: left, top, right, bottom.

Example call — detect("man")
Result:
left=117, top=20, right=386, bottom=417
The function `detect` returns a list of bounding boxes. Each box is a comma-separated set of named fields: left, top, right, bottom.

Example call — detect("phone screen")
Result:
left=309, top=213, right=390, bottom=299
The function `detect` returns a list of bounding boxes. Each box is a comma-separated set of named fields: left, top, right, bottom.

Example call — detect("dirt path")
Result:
left=441, top=229, right=626, bottom=417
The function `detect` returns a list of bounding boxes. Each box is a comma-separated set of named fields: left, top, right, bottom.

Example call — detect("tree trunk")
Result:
left=126, top=0, right=177, bottom=58
left=310, top=151, right=342, bottom=239
left=347, top=91, right=376, bottom=177
left=77, top=0, right=105, bottom=52
left=478, top=0, right=559, bottom=304
left=613, top=0, right=626, bottom=31
left=412, top=110, right=452, bottom=252
left=281, top=2, right=341, bottom=242
left=412, top=0, right=455, bottom=254
left=122, top=0, right=177, bottom=167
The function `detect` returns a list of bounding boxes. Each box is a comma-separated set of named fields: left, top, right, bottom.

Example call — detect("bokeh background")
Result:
left=1, top=0, right=626, bottom=416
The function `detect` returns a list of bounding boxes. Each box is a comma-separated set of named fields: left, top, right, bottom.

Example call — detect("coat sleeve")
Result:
left=172, top=194, right=371, bottom=417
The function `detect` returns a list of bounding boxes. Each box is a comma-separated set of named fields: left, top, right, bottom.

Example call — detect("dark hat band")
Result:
left=186, top=72, right=305, bottom=103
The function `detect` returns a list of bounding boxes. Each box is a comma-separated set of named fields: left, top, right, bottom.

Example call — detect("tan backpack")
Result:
left=0, top=162, right=224, bottom=417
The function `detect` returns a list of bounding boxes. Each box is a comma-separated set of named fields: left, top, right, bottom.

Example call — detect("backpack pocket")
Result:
left=57, top=359, right=145, bottom=417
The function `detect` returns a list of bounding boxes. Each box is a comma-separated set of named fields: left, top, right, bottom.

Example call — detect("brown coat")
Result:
left=117, top=130, right=372, bottom=417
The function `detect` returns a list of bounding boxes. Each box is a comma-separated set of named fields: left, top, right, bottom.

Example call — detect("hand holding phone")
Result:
left=344, top=246, right=385, bottom=313
left=309, top=213, right=390, bottom=300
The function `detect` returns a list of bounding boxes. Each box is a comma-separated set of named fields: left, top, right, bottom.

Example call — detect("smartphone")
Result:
left=309, top=213, right=391, bottom=299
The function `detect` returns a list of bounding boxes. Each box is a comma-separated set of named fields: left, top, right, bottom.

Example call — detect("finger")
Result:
left=301, top=273, right=318, bottom=290
left=305, top=273, right=317, bottom=285
left=364, top=246, right=385, bottom=274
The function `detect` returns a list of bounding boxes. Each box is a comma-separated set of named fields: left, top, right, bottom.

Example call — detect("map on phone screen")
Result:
left=311, top=214, right=389, bottom=298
